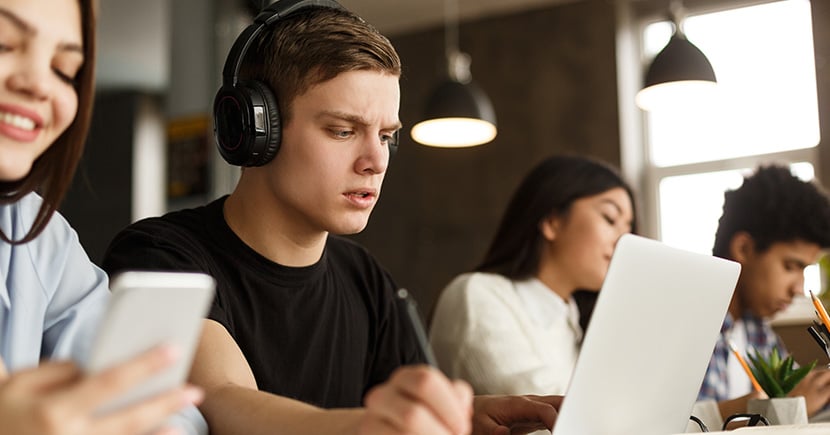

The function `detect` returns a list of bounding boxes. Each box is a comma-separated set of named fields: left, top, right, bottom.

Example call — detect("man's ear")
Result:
left=730, top=231, right=756, bottom=263
left=540, top=215, right=560, bottom=242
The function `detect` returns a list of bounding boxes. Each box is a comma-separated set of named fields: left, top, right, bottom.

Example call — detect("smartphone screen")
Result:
left=86, top=271, right=215, bottom=415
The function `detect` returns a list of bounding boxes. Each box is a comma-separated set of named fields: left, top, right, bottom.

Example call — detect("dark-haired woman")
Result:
left=430, top=154, right=636, bottom=396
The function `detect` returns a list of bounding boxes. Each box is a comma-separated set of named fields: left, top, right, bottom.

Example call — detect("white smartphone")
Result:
left=86, top=271, right=215, bottom=415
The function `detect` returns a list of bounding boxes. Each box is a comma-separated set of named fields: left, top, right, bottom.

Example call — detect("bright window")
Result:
left=644, top=0, right=818, bottom=168
left=638, top=0, right=820, bottom=294
left=659, top=162, right=815, bottom=255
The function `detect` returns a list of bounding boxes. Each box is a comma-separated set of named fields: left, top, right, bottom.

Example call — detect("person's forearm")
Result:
left=201, top=384, right=364, bottom=435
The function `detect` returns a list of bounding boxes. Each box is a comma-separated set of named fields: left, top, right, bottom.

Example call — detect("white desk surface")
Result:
left=674, top=422, right=830, bottom=434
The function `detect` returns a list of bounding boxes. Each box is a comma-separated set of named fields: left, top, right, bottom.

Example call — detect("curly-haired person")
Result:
left=695, top=164, right=830, bottom=425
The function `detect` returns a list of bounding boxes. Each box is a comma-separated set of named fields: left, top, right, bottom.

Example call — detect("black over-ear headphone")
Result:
left=213, top=0, right=345, bottom=167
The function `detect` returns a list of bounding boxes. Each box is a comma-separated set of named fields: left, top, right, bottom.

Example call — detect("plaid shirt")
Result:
left=697, top=311, right=786, bottom=401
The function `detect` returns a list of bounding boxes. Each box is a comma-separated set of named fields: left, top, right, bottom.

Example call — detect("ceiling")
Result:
left=94, top=0, right=577, bottom=92
left=329, top=0, right=576, bottom=36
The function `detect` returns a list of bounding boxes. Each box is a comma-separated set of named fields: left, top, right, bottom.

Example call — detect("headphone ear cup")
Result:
left=213, top=80, right=282, bottom=167
left=214, top=0, right=347, bottom=166
left=213, top=84, right=251, bottom=166
left=244, top=80, right=282, bottom=166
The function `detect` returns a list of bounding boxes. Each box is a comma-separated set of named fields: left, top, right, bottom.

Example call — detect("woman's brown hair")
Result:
left=0, top=0, right=97, bottom=244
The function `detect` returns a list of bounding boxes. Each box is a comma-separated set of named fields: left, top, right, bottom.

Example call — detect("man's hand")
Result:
left=361, top=365, right=563, bottom=435
left=362, top=365, right=473, bottom=435
left=472, top=394, right=563, bottom=435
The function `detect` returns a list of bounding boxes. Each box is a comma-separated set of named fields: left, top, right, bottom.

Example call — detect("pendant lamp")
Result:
left=635, top=1, right=717, bottom=111
left=410, top=0, right=496, bottom=148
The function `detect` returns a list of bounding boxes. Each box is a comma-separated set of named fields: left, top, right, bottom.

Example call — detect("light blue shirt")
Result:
left=0, top=193, right=206, bottom=434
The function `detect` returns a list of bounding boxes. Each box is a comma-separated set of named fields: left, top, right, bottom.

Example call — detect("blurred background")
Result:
left=61, top=0, right=830, bottom=323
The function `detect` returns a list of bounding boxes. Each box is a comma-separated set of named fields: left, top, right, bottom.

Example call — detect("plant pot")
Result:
left=747, top=396, right=808, bottom=425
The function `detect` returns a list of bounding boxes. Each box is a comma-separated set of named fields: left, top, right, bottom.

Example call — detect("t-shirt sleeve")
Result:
left=101, top=221, right=230, bottom=331
left=103, top=222, right=206, bottom=274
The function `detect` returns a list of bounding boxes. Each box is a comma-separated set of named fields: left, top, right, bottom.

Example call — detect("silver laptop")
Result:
left=552, top=234, right=740, bottom=435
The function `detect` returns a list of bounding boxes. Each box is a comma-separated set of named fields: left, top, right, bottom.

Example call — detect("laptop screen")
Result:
left=552, top=234, right=740, bottom=435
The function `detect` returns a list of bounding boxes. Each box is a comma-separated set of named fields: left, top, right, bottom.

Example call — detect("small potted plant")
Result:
left=745, top=347, right=816, bottom=425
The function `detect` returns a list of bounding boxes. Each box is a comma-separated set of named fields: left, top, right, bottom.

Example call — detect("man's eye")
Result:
left=333, top=130, right=353, bottom=138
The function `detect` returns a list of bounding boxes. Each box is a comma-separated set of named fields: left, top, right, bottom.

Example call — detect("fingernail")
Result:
left=183, top=386, right=204, bottom=405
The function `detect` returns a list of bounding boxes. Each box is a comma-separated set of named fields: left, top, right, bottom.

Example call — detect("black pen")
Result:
left=808, top=325, right=830, bottom=359
left=397, top=288, right=439, bottom=367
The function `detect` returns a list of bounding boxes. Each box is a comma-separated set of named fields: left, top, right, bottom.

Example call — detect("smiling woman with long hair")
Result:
left=0, top=1, right=203, bottom=434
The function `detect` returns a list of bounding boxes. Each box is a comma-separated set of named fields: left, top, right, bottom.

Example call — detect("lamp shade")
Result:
left=410, top=80, right=497, bottom=148
left=635, top=32, right=717, bottom=111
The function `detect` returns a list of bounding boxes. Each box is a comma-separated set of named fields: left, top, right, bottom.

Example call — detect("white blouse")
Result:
left=429, top=272, right=583, bottom=395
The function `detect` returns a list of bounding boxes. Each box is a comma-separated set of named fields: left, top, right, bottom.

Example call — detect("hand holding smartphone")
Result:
left=86, top=271, right=215, bottom=415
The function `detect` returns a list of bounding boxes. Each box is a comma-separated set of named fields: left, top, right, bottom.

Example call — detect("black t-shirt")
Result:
left=102, top=196, right=425, bottom=408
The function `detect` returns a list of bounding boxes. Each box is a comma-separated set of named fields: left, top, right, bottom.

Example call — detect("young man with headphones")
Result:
left=103, top=1, right=562, bottom=434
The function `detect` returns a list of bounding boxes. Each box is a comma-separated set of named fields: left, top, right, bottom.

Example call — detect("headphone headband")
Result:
left=222, top=0, right=345, bottom=88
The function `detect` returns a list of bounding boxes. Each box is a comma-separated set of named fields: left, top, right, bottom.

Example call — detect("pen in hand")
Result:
left=397, top=288, right=439, bottom=367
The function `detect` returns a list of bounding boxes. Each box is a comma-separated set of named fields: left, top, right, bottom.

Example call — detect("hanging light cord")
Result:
left=669, top=0, right=687, bottom=37
left=444, top=0, right=471, bottom=83
left=444, top=0, right=458, bottom=61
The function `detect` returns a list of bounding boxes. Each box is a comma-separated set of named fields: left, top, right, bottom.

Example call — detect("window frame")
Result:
left=616, top=0, right=823, bottom=241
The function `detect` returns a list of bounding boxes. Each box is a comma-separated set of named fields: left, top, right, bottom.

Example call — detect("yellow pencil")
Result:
left=728, top=340, right=763, bottom=393
left=810, top=290, right=830, bottom=332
